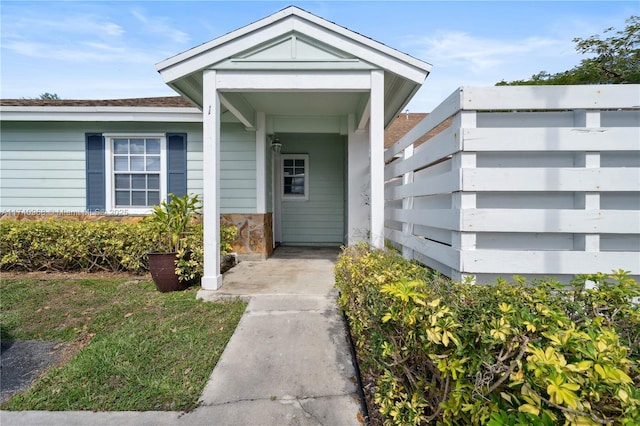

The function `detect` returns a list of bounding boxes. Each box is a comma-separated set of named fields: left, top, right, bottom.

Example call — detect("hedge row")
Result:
left=0, top=219, right=236, bottom=275
left=335, top=244, right=640, bottom=426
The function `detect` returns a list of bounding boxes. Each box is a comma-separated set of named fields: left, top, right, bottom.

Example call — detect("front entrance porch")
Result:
left=156, top=6, right=431, bottom=290
left=199, top=246, right=340, bottom=297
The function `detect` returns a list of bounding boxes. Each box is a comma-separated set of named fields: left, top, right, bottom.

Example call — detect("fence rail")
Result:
left=384, top=85, right=640, bottom=282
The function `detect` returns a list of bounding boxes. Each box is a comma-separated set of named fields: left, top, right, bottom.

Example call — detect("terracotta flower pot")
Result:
left=148, top=252, right=189, bottom=292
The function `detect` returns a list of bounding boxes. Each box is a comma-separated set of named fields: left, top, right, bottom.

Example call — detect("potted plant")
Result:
left=146, top=193, right=202, bottom=292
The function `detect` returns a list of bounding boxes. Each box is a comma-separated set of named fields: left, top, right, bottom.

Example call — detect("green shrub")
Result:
left=0, top=219, right=153, bottom=273
left=335, top=243, right=640, bottom=426
left=0, top=219, right=238, bottom=277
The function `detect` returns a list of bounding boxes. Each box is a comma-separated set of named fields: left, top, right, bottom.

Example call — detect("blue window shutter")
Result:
left=85, top=133, right=105, bottom=211
left=166, top=133, right=187, bottom=197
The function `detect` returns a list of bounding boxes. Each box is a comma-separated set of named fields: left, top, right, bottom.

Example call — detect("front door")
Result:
left=273, top=133, right=345, bottom=246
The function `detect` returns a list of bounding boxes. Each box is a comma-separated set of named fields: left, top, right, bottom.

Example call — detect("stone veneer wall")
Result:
left=221, top=213, right=273, bottom=259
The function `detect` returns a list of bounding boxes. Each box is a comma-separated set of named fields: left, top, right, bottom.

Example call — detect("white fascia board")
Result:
left=157, top=7, right=431, bottom=85
left=0, top=106, right=203, bottom=122
left=290, top=16, right=431, bottom=82
left=157, top=7, right=297, bottom=72
left=159, top=21, right=295, bottom=84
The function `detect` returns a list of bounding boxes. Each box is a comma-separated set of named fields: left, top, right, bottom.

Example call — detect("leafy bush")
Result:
left=335, top=243, right=640, bottom=426
left=0, top=219, right=152, bottom=273
left=0, top=218, right=238, bottom=277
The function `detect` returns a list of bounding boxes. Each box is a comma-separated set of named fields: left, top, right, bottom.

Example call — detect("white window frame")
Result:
left=281, top=154, right=309, bottom=201
left=104, top=133, right=167, bottom=215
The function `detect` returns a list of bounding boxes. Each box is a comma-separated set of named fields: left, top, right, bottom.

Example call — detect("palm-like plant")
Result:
left=148, top=193, right=202, bottom=253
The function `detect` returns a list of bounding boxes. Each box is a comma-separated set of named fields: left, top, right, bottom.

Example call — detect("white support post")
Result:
left=574, top=109, right=601, bottom=252
left=452, top=111, right=477, bottom=282
left=370, top=69, right=385, bottom=248
left=402, top=144, right=414, bottom=259
left=201, top=69, right=222, bottom=290
left=256, top=111, right=266, bottom=214
left=347, top=113, right=370, bottom=245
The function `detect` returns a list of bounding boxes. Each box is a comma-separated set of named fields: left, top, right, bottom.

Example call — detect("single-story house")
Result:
left=0, top=6, right=433, bottom=289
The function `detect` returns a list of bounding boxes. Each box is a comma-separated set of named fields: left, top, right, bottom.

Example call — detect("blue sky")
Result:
left=1, top=1, right=637, bottom=111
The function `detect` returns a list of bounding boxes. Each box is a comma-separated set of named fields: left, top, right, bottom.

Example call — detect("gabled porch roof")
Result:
left=156, top=6, right=432, bottom=128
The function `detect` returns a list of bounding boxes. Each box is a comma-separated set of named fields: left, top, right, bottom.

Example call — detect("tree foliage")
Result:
left=498, top=16, right=639, bottom=85
left=37, top=92, right=60, bottom=100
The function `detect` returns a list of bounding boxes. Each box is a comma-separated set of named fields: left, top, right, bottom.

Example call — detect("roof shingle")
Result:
left=0, top=96, right=194, bottom=108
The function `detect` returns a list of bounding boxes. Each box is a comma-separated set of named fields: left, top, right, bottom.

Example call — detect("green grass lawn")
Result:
left=0, top=277, right=246, bottom=412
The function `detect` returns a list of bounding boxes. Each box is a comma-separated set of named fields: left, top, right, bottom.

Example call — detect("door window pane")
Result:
left=282, top=155, right=308, bottom=199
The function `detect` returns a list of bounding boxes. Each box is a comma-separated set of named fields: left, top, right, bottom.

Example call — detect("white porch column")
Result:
left=347, top=113, right=370, bottom=245
left=201, top=69, right=222, bottom=290
left=369, top=69, right=385, bottom=248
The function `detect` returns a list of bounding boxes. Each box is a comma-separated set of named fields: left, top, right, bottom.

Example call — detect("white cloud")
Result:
left=401, top=30, right=584, bottom=111
left=131, top=8, right=190, bottom=45
left=6, top=14, right=125, bottom=40
left=3, top=39, right=158, bottom=64
left=420, top=31, right=564, bottom=72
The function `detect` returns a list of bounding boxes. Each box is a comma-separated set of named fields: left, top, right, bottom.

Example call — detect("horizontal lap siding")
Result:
left=1, top=122, right=86, bottom=210
left=280, top=134, right=345, bottom=245
left=219, top=123, right=256, bottom=213
left=0, top=121, right=202, bottom=211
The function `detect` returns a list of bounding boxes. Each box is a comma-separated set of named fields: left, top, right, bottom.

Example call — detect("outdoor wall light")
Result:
left=271, top=134, right=282, bottom=153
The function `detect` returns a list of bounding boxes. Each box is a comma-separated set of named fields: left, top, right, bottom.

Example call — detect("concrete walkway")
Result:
left=1, top=247, right=363, bottom=426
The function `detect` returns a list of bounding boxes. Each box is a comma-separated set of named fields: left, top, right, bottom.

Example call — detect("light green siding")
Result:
left=185, top=122, right=257, bottom=213
left=279, top=133, right=345, bottom=245
left=0, top=121, right=202, bottom=211
left=220, top=123, right=256, bottom=213
left=0, top=121, right=258, bottom=213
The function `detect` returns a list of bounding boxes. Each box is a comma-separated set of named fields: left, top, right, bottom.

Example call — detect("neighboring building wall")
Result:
left=278, top=133, right=346, bottom=245
left=384, top=85, right=640, bottom=283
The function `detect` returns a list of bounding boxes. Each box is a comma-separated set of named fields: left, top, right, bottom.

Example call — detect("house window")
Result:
left=282, top=154, right=309, bottom=200
left=104, top=134, right=167, bottom=213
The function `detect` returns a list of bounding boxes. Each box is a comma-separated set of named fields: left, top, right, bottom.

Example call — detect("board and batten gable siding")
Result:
left=279, top=133, right=345, bottom=245
left=0, top=121, right=201, bottom=211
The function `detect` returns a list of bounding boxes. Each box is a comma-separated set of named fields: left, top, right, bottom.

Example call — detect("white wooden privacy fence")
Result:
left=384, top=85, right=640, bottom=282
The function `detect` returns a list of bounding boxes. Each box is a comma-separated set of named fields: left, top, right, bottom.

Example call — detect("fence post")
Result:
left=452, top=110, right=477, bottom=282
left=402, top=144, right=414, bottom=259
left=573, top=109, right=601, bottom=253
